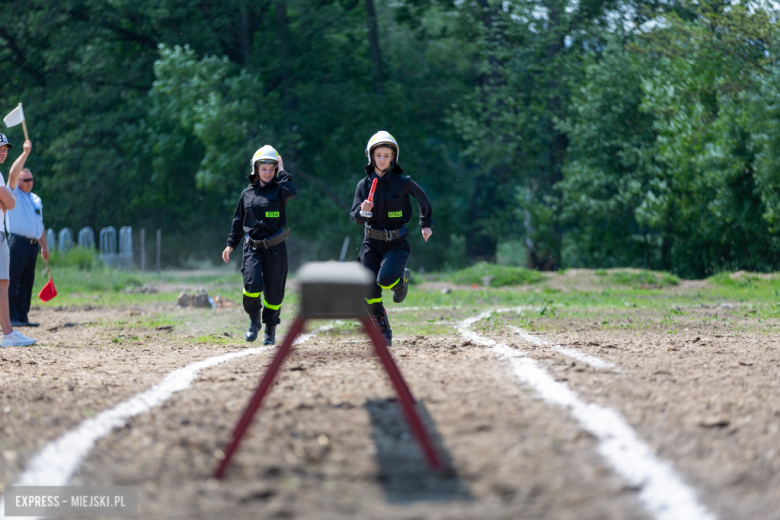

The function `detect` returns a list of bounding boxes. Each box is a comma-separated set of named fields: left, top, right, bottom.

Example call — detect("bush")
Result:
left=47, top=247, right=102, bottom=270
left=446, top=262, right=544, bottom=287
left=608, top=269, right=679, bottom=287
left=708, top=272, right=767, bottom=288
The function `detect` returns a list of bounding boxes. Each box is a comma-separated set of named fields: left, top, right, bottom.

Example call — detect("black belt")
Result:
left=245, top=228, right=290, bottom=250
left=364, top=225, right=406, bottom=242
left=10, top=233, right=37, bottom=244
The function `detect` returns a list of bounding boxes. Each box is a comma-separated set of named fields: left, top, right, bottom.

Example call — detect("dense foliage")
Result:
left=1, top=0, right=779, bottom=277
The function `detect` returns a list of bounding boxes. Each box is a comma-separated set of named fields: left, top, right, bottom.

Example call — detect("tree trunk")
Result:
left=365, top=0, right=384, bottom=96
left=536, top=0, right=567, bottom=269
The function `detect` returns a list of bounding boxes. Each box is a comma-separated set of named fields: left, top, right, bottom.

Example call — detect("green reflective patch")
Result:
left=388, top=211, right=402, bottom=218
left=266, top=211, right=280, bottom=218
left=243, top=289, right=261, bottom=298
left=365, top=297, right=382, bottom=304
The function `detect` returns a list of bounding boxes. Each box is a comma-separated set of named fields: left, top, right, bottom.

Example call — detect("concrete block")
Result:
left=296, top=261, right=373, bottom=318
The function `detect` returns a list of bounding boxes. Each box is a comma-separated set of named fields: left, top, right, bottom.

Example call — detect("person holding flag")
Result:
left=350, top=131, right=433, bottom=346
left=6, top=166, right=50, bottom=327
left=0, top=132, right=36, bottom=347
left=223, top=145, right=296, bottom=345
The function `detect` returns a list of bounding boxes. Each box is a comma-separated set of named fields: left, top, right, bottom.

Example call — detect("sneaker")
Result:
left=245, top=313, right=262, bottom=342
left=392, top=269, right=411, bottom=303
left=2, top=331, right=37, bottom=347
left=374, top=311, right=393, bottom=347
left=263, top=323, right=277, bottom=346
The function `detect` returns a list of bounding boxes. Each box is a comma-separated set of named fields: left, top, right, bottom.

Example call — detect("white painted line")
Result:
left=460, top=311, right=716, bottom=520
left=0, top=323, right=333, bottom=519
left=510, top=326, right=547, bottom=346
left=508, top=325, right=614, bottom=369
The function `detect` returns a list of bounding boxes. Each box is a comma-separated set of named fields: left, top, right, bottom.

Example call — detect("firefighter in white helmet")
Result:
left=223, top=145, right=297, bottom=344
left=350, top=131, right=433, bottom=346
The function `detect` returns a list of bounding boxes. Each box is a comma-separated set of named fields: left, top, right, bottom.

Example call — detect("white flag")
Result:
left=3, top=104, right=25, bottom=128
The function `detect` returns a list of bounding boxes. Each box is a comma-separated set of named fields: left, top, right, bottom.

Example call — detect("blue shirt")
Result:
left=5, top=186, right=44, bottom=240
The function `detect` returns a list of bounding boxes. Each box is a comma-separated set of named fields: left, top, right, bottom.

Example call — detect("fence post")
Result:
left=140, top=228, right=146, bottom=273
left=156, top=229, right=161, bottom=273
left=339, top=236, right=350, bottom=262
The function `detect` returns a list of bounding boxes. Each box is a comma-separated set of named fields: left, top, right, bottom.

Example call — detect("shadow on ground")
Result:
left=366, top=398, right=471, bottom=504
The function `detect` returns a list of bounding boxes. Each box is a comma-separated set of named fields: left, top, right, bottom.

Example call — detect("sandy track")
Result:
left=2, top=303, right=779, bottom=519
left=0, top=307, right=251, bottom=490
left=497, top=309, right=780, bottom=520
left=70, top=332, right=649, bottom=519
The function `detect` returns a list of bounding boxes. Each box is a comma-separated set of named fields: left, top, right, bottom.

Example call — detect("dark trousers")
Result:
left=242, top=241, right=288, bottom=325
left=359, top=238, right=411, bottom=319
left=8, top=235, right=38, bottom=323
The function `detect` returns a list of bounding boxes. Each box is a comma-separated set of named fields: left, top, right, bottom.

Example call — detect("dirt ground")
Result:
left=1, top=280, right=779, bottom=519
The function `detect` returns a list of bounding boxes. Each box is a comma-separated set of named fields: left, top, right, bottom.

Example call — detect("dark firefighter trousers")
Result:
left=242, top=241, right=287, bottom=325
left=359, top=237, right=411, bottom=319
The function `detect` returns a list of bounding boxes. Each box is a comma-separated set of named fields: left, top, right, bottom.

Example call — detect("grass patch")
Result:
left=161, top=271, right=242, bottom=286
left=188, top=333, right=243, bottom=346
left=36, top=248, right=147, bottom=296
left=30, top=263, right=243, bottom=308
left=606, top=269, right=679, bottom=288
left=707, top=272, right=774, bottom=289
left=33, top=267, right=146, bottom=295
left=443, top=262, right=544, bottom=287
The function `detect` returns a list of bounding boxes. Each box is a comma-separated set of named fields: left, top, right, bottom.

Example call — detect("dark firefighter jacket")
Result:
left=350, top=165, right=433, bottom=232
left=227, top=170, right=296, bottom=248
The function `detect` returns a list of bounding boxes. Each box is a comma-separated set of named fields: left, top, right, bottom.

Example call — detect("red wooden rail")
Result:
left=214, top=315, right=444, bottom=479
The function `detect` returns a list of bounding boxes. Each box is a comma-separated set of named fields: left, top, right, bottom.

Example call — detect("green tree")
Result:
left=450, top=0, right=621, bottom=268
left=560, top=0, right=780, bottom=276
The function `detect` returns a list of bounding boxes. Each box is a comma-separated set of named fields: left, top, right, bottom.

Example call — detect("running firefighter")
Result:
left=223, top=145, right=296, bottom=344
left=350, top=131, right=433, bottom=346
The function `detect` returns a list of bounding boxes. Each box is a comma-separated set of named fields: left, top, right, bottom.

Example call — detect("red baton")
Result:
left=360, top=178, right=378, bottom=218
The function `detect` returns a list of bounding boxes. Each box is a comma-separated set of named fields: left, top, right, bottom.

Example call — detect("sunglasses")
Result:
left=20, top=178, right=34, bottom=183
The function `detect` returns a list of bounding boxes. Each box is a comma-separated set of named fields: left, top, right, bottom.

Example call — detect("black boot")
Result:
left=245, top=312, right=262, bottom=342
left=392, top=268, right=411, bottom=303
left=374, top=311, right=393, bottom=347
left=263, top=322, right=277, bottom=345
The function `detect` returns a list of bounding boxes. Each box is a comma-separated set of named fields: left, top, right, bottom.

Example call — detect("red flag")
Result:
left=39, top=278, right=57, bottom=302
left=39, top=258, right=57, bottom=302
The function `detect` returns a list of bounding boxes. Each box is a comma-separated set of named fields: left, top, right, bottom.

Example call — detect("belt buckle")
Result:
left=245, top=235, right=257, bottom=250
left=384, top=229, right=392, bottom=242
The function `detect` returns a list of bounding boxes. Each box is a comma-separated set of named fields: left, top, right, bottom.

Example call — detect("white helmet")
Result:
left=365, top=131, right=399, bottom=165
left=250, top=145, right=280, bottom=175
